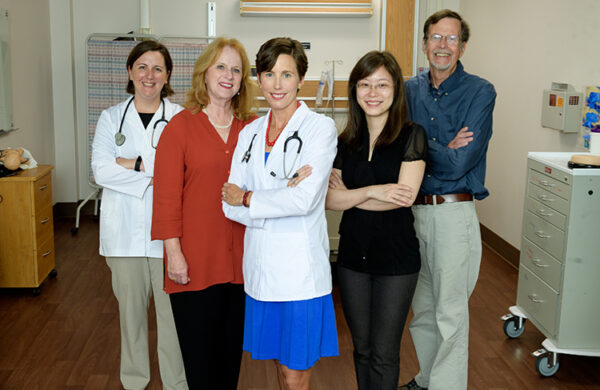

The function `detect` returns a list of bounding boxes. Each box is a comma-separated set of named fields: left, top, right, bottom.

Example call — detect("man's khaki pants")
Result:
left=409, top=201, right=481, bottom=390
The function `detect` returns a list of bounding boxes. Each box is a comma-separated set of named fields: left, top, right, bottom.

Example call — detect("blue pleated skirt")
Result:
left=243, top=294, right=339, bottom=370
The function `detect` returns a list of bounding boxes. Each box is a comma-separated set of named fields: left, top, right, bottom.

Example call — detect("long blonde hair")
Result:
left=184, top=37, right=256, bottom=121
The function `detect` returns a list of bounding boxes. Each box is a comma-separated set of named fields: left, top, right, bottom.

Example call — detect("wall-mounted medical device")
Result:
left=541, top=82, right=583, bottom=133
left=207, top=2, right=216, bottom=37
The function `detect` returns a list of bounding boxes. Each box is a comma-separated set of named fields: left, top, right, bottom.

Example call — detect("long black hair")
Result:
left=339, top=51, right=408, bottom=151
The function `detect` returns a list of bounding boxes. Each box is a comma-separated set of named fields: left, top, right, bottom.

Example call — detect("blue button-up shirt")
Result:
left=405, top=61, right=496, bottom=200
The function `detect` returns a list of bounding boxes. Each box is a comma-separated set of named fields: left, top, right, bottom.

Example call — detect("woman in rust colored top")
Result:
left=151, top=37, right=256, bottom=390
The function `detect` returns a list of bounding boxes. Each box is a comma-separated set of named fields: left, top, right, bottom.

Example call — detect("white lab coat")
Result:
left=223, top=101, right=337, bottom=302
left=92, top=97, right=183, bottom=257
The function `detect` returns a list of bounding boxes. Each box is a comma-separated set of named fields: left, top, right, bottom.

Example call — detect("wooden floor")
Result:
left=1, top=217, right=599, bottom=389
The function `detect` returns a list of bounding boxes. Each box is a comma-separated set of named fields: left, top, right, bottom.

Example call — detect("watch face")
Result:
left=115, top=132, right=126, bottom=146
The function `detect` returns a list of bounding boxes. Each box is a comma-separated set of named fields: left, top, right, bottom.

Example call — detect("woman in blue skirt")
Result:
left=222, top=37, right=339, bottom=389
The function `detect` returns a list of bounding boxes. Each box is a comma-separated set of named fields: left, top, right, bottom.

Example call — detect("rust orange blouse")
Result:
left=152, top=109, right=256, bottom=293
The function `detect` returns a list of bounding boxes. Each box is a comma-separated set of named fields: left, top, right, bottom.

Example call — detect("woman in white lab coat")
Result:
left=222, top=37, right=338, bottom=390
left=91, top=40, right=187, bottom=390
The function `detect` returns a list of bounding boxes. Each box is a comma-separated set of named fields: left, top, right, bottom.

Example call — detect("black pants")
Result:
left=169, top=283, right=245, bottom=390
left=337, top=265, right=418, bottom=390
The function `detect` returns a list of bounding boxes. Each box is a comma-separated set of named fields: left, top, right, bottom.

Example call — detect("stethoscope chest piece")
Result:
left=114, top=96, right=167, bottom=149
left=115, top=132, right=126, bottom=146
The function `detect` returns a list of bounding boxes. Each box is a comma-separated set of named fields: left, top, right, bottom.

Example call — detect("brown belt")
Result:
left=414, top=193, right=473, bottom=205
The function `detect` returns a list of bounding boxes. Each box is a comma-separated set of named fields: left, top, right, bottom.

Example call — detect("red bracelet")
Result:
left=242, top=191, right=251, bottom=207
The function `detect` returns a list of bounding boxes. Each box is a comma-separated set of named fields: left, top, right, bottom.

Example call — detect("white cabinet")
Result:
left=503, top=152, right=600, bottom=376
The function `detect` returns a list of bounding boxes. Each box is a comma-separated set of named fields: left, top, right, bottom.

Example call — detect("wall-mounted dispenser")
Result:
left=541, top=82, right=583, bottom=133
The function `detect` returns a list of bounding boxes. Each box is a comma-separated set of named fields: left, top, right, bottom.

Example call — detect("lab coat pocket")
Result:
left=98, top=192, right=121, bottom=249
left=264, top=232, right=312, bottom=299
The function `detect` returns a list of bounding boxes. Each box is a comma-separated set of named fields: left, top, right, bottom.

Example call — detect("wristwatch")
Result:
left=134, top=156, right=142, bottom=172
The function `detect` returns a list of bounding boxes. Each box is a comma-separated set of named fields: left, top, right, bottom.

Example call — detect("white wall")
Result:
left=459, top=0, right=600, bottom=248
left=49, top=0, right=77, bottom=202
left=54, top=0, right=383, bottom=202
left=0, top=0, right=54, bottom=179
left=153, top=1, right=382, bottom=78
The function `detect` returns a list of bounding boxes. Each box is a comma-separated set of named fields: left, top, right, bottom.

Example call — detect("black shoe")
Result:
left=399, top=378, right=428, bottom=390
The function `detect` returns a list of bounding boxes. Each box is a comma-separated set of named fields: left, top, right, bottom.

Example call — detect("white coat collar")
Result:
left=119, top=96, right=173, bottom=118
left=119, top=97, right=175, bottom=135
left=262, top=101, right=309, bottom=143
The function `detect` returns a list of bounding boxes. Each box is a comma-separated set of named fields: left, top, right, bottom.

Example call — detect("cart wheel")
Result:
left=503, top=317, right=526, bottom=338
left=93, top=214, right=99, bottom=222
left=536, top=355, right=560, bottom=377
left=49, top=269, right=58, bottom=279
left=32, top=287, right=41, bottom=296
left=71, top=227, right=78, bottom=234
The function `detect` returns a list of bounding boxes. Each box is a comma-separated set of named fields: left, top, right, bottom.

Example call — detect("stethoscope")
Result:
left=115, top=97, right=168, bottom=149
left=242, top=129, right=303, bottom=180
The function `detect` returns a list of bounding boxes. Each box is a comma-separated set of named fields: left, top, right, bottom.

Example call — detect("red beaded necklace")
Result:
left=265, top=102, right=300, bottom=147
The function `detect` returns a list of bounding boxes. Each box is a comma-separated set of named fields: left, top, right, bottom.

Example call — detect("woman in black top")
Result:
left=326, top=51, right=428, bottom=390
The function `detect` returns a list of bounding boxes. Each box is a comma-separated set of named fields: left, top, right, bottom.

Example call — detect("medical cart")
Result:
left=501, top=152, right=600, bottom=377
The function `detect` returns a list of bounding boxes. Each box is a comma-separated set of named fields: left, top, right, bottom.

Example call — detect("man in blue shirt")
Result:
left=399, top=9, right=496, bottom=390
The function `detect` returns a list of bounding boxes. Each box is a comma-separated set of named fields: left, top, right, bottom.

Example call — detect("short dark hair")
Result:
left=126, top=40, right=174, bottom=97
left=340, top=51, right=409, bottom=150
left=423, top=9, right=470, bottom=44
left=255, top=37, right=308, bottom=78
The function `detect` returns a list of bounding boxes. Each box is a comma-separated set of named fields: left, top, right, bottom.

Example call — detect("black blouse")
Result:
left=334, top=121, right=428, bottom=275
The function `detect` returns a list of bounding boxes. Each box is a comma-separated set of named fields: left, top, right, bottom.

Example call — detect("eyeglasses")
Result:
left=428, top=33, right=460, bottom=45
left=357, top=81, right=392, bottom=92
